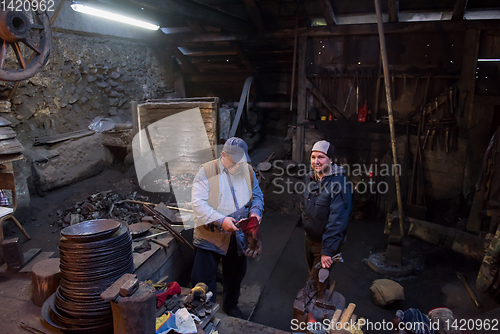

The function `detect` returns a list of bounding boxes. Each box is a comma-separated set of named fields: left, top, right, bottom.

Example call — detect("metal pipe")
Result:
left=374, top=0, right=404, bottom=238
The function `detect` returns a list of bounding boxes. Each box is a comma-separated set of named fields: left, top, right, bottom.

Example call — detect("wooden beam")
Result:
left=452, top=0, right=468, bottom=20
left=388, top=0, right=399, bottom=23
left=243, top=0, right=265, bottom=30
left=133, top=0, right=254, bottom=33
left=318, top=0, right=337, bottom=26
left=164, top=20, right=500, bottom=46
left=459, top=29, right=480, bottom=126
left=302, top=19, right=500, bottom=37
left=186, top=19, right=204, bottom=34
left=168, top=46, right=199, bottom=74
left=297, top=36, right=307, bottom=124
left=185, top=72, right=253, bottom=82
left=460, top=29, right=480, bottom=219
left=293, top=36, right=308, bottom=163
left=305, top=78, right=347, bottom=120
left=233, top=43, right=255, bottom=72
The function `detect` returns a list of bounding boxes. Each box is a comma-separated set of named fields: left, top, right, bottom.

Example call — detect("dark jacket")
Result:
left=302, top=168, right=353, bottom=257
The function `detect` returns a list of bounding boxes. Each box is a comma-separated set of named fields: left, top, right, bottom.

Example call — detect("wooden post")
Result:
left=293, top=36, right=308, bottom=163
left=374, top=0, right=404, bottom=239
left=31, top=258, right=60, bottom=307
left=458, top=29, right=480, bottom=130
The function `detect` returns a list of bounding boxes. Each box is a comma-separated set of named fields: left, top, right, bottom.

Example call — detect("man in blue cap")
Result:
left=191, top=137, right=264, bottom=318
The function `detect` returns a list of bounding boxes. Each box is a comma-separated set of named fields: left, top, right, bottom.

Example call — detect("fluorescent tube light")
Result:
left=71, top=3, right=159, bottom=30
left=478, top=59, right=500, bottom=62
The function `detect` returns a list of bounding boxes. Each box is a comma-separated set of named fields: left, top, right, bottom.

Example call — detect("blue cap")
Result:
left=223, top=137, right=251, bottom=163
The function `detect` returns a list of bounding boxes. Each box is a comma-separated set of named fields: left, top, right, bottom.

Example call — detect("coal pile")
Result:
left=55, top=191, right=149, bottom=228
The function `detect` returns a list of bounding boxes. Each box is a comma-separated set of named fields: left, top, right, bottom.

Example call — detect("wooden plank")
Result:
left=139, top=103, right=216, bottom=109
left=141, top=97, right=217, bottom=103
left=20, top=251, right=54, bottom=273
left=168, top=46, right=199, bottom=74
left=452, top=0, right=468, bottom=21
left=167, top=20, right=500, bottom=46
left=139, top=0, right=254, bottom=34
left=131, top=101, right=139, bottom=135
left=301, top=19, right=500, bottom=37
left=459, top=29, right=480, bottom=130
left=133, top=235, right=180, bottom=281
left=243, top=0, right=265, bottom=30
left=101, top=273, right=137, bottom=301
left=388, top=0, right=399, bottom=23
left=20, top=248, right=41, bottom=269
left=293, top=36, right=307, bottom=163
left=306, top=78, right=346, bottom=120
left=318, top=0, right=337, bottom=26
left=33, top=129, right=94, bottom=145
left=0, top=138, right=23, bottom=154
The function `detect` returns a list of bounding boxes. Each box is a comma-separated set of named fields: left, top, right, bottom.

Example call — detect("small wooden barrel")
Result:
left=31, top=258, right=60, bottom=307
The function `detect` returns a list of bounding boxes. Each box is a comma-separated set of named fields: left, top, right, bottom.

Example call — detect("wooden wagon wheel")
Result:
left=0, top=7, right=52, bottom=82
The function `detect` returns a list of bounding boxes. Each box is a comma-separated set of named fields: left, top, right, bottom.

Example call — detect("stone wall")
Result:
left=0, top=31, right=173, bottom=205
left=2, top=32, right=173, bottom=144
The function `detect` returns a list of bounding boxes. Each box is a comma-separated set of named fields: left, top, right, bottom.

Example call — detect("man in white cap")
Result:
left=191, top=137, right=264, bottom=318
left=302, top=140, right=352, bottom=274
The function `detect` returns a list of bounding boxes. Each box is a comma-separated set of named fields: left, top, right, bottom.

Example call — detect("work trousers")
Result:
left=191, top=234, right=247, bottom=309
left=305, top=235, right=345, bottom=278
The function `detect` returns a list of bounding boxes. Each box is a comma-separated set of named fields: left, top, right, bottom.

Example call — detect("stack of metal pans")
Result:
left=43, top=219, right=133, bottom=333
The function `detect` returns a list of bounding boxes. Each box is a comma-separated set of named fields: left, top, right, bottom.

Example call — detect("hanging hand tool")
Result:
left=430, top=128, right=437, bottom=151
left=450, top=88, right=454, bottom=115
left=412, top=75, right=420, bottom=106
left=445, top=127, right=450, bottom=153
left=422, top=128, right=431, bottom=150
left=343, top=79, right=354, bottom=114
left=391, top=73, right=395, bottom=100
left=435, top=98, right=440, bottom=123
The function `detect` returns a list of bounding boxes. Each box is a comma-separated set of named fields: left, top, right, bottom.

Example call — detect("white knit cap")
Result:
left=311, top=140, right=335, bottom=160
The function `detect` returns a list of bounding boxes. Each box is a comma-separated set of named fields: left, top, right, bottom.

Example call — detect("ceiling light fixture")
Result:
left=71, top=3, right=159, bottom=30
left=478, top=59, right=500, bottom=62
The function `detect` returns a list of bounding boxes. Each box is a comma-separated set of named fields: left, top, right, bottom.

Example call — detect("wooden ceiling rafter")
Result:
left=451, top=0, right=468, bottom=20
left=132, top=0, right=254, bottom=33
left=167, top=45, right=200, bottom=74
left=318, top=0, right=337, bottom=25
left=243, top=0, right=266, bottom=30
left=388, top=0, right=399, bottom=23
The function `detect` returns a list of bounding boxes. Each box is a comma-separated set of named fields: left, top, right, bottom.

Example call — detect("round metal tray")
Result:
left=42, top=293, right=113, bottom=334
left=129, top=222, right=151, bottom=238
left=61, top=219, right=121, bottom=243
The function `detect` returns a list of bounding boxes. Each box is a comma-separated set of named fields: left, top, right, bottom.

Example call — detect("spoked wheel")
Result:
left=0, top=7, right=52, bottom=81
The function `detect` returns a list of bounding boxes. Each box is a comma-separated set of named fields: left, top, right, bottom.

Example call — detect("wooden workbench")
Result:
left=132, top=225, right=193, bottom=282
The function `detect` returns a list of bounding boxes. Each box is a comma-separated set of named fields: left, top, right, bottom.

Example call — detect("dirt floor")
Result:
left=1, top=137, right=499, bottom=333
